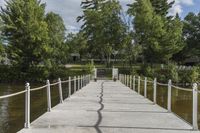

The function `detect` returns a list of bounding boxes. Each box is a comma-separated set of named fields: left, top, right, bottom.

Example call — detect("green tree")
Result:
left=1, top=0, right=50, bottom=72
left=66, top=32, right=87, bottom=59
left=182, top=12, right=200, bottom=59
left=78, top=0, right=126, bottom=66
left=150, top=0, right=174, bottom=16
left=128, top=0, right=184, bottom=64
left=45, top=12, right=68, bottom=66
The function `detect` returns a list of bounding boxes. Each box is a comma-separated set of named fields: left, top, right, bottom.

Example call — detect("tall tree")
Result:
left=128, top=0, right=184, bottom=63
left=78, top=0, right=126, bottom=66
left=45, top=12, right=68, bottom=65
left=1, top=0, right=50, bottom=71
left=182, top=12, right=200, bottom=59
left=150, top=0, right=174, bottom=16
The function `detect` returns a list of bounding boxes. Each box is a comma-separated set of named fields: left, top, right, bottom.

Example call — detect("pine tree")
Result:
left=1, top=0, right=50, bottom=71
left=128, top=0, right=184, bottom=63
left=150, top=0, right=174, bottom=16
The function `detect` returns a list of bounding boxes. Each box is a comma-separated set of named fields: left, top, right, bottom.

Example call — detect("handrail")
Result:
left=0, top=90, right=27, bottom=99
left=171, top=85, right=192, bottom=92
left=157, top=82, right=168, bottom=87
left=117, top=73, right=200, bottom=130
left=50, top=82, right=59, bottom=86
left=0, top=74, right=90, bottom=99
left=30, top=85, right=48, bottom=92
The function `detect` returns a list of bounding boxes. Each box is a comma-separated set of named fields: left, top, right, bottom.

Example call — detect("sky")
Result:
left=0, top=0, right=200, bottom=32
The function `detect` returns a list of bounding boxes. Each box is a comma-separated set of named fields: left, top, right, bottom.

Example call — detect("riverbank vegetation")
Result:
left=0, top=0, right=199, bottom=84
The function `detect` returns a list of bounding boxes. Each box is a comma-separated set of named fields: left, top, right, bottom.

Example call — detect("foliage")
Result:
left=165, top=62, right=179, bottom=82
left=1, top=0, right=50, bottom=72
left=66, top=32, right=87, bottom=58
left=181, top=12, right=200, bottom=59
left=78, top=0, right=126, bottom=66
left=140, top=64, right=155, bottom=78
left=85, top=60, right=95, bottom=74
left=150, top=0, right=174, bottom=17
left=128, top=0, right=184, bottom=64
left=45, top=12, right=68, bottom=65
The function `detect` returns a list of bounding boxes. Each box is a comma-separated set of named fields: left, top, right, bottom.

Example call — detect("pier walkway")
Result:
left=19, top=80, right=199, bottom=133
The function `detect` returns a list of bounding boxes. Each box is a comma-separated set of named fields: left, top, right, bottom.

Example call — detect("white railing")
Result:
left=119, top=74, right=199, bottom=130
left=0, top=74, right=91, bottom=128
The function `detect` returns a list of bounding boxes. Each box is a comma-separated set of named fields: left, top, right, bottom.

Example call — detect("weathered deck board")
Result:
left=18, top=80, right=200, bottom=133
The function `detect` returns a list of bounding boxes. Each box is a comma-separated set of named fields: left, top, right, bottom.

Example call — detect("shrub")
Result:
left=166, top=63, right=179, bottom=82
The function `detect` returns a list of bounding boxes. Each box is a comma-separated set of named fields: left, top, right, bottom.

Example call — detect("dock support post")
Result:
left=68, top=77, right=71, bottom=96
left=153, top=78, right=157, bottom=104
left=133, top=76, right=135, bottom=91
left=167, top=80, right=172, bottom=112
left=192, top=83, right=198, bottom=130
left=58, top=78, right=63, bottom=103
left=47, top=80, right=51, bottom=112
left=138, top=76, right=140, bottom=94
left=144, top=77, right=147, bottom=98
left=74, top=76, right=76, bottom=93
left=24, top=83, right=30, bottom=128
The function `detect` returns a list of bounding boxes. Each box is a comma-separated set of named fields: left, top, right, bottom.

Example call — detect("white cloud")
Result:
left=168, top=0, right=194, bottom=16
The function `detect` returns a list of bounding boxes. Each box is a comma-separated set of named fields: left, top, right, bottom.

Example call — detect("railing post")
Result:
left=192, top=83, right=198, bottom=130
left=24, top=83, right=30, bottom=128
left=144, top=77, right=147, bottom=98
left=125, top=75, right=127, bottom=86
left=81, top=75, right=83, bottom=88
left=138, top=76, right=140, bottom=94
left=167, top=79, right=172, bottom=112
left=58, top=78, right=63, bottom=103
left=127, top=75, right=129, bottom=87
left=130, top=75, right=132, bottom=89
left=47, top=80, right=51, bottom=112
left=153, top=78, right=157, bottom=104
left=74, top=76, right=76, bottom=93
left=78, top=76, right=80, bottom=90
left=68, top=76, right=71, bottom=97
left=133, top=76, right=135, bottom=91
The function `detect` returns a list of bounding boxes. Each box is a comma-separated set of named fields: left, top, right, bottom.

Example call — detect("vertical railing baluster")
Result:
left=58, top=78, right=63, bottom=103
left=153, top=78, right=157, bottom=104
left=138, top=76, right=140, bottom=94
left=192, top=83, right=198, bottom=130
left=130, top=75, right=132, bottom=89
left=133, top=76, right=135, bottom=91
left=81, top=75, right=83, bottom=88
left=24, top=83, right=30, bottom=128
left=74, top=76, right=76, bottom=93
left=78, top=76, right=80, bottom=90
left=144, top=77, right=147, bottom=98
left=47, top=80, right=51, bottom=112
left=68, top=76, right=71, bottom=97
left=167, top=79, right=172, bottom=112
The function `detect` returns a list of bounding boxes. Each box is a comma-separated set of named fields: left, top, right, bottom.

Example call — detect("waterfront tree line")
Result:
left=0, top=0, right=199, bottom=83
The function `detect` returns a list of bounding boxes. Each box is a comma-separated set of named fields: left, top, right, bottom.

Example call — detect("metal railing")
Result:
left=0, top=74, right=91, bottom=128
left=119, top=74, right=199, bottom=130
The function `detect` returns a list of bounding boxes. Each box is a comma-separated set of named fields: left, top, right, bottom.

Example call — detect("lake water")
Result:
left=0, top=81, right=76, bottom=133
left=0, top=80, right=199, bottom=133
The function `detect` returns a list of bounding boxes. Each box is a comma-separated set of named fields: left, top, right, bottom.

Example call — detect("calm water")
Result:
left=0, top=80, right=199, bottom=133
left=0, top=81, right=77, bottom=133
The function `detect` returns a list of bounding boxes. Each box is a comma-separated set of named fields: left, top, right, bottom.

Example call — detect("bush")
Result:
left=140, top=64, right=155, bottom=78
left=166, top=63, right=179, bottom=82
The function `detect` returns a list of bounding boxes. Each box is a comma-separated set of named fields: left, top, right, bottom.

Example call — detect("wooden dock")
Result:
left=18, top=80, right=199, bottom=133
